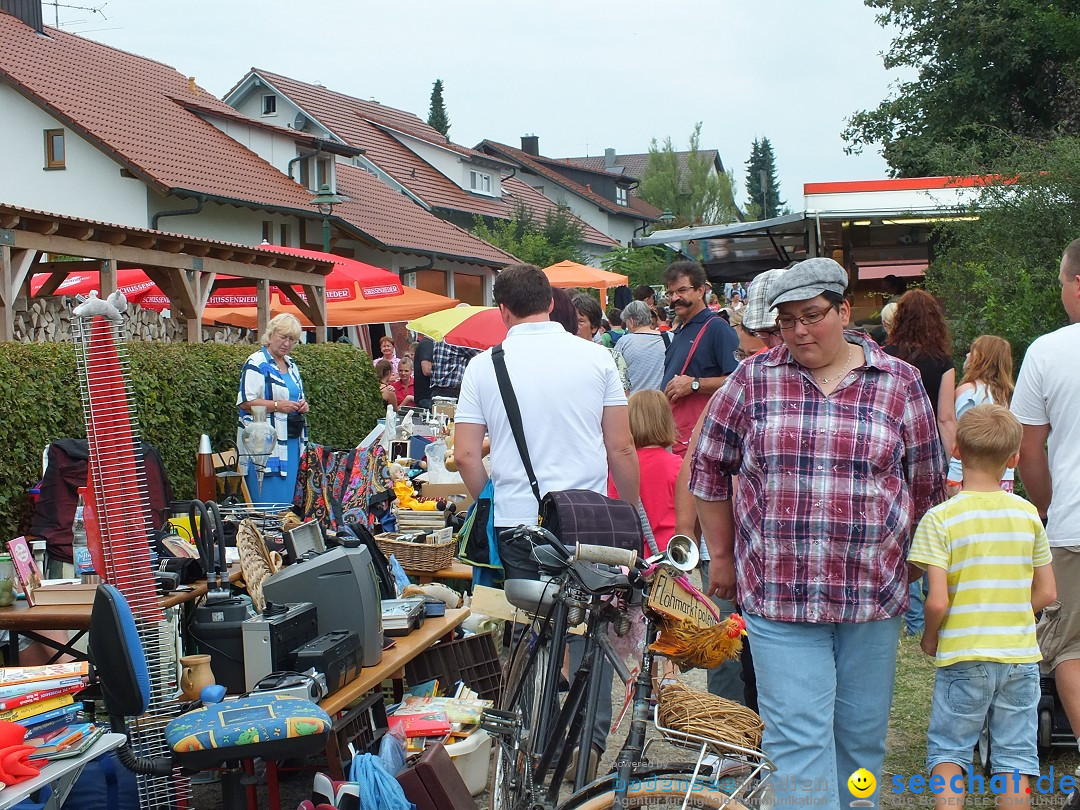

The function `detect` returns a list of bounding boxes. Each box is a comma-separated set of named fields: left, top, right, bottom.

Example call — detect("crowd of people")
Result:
left=232, top=241, right=1080, bottom=810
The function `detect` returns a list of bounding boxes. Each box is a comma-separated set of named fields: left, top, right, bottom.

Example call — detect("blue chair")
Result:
left=87, top=584, right=332, bottom=808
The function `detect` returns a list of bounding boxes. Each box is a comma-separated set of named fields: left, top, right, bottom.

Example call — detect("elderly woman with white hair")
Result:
left=237, top=313, right=310, bottom=503
left=613, top=299, right=669, bottom=393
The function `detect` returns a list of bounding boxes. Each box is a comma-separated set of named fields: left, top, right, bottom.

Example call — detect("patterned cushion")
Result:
left=164, top=694, right=331, bottom=769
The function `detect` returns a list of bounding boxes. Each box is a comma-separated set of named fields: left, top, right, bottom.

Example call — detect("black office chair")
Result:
left=87, top=583, right=332, bottom=808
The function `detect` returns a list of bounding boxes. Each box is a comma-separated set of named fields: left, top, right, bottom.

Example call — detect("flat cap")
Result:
left=767, top=257, right=848, bottom=308
left=742, top=268, right=786, bottom=331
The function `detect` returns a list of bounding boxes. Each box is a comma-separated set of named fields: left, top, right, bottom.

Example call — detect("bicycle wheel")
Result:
left=490, top=629, right=553, bottom=809
left=562, top=770, right=744, bottom=810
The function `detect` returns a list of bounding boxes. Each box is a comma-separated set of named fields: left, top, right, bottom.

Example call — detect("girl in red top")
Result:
left=609, top=389, right=682, bottom=551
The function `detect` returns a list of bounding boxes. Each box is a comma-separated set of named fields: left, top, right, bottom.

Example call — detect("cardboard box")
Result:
left=420, top=483, right=474, bottom=511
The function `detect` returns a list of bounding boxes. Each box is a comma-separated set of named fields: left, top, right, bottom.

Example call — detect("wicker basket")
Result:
left=376, top=532, right=457, bottom=573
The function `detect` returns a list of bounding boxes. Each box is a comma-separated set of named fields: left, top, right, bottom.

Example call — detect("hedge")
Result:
left=0, top=341, right=384, bottom=537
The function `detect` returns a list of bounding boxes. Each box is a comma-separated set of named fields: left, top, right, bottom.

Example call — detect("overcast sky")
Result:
left=63, top=0, right=908, bottom=210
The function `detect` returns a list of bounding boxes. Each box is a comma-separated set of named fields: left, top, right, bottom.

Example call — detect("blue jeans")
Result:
left=927, top=661, right=1040, bottom=776
left=744, top=613, right=902, bottom=810
left=904, top=574, right=927, bottom=635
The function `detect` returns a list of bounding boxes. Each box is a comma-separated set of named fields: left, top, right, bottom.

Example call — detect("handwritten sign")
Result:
left=646, top=568, right=717, bottom=629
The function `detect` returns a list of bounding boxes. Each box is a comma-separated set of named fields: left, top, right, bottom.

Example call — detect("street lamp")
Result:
left=659, top=209, right=676, bottom=229
left=310, top=184, right=345, bottom=252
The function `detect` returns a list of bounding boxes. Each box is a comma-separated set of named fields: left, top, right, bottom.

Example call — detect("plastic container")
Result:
left=443, top=729, right=492, bottom=796
left=404, top=631, right=502, bottom=702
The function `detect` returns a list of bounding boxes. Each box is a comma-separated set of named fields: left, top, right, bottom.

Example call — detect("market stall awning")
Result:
left=855, top=259, right=928, bottom=280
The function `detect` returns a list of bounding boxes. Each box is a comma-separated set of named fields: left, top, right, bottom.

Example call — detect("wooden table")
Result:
left=0, top=574, right=235, bottom=665
left=317, top=607, right=469, bottom=777
left=402, top=560, right=473, bottom=584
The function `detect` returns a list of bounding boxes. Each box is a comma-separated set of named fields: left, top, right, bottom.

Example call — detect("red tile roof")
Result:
left=0, top=13, right=511, bottom=266
left=479, top=140, right=661, bottom=221
left=239, top=70, right=617, bottom=247
left=562, top=150, right=725, bottom=196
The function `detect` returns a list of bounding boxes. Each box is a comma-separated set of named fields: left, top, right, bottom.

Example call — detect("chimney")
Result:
left=604, top=148, right=616, bottom=169
left=521, top=134, right=539, bottom=156
left=1, top=0, right=44, bottom=32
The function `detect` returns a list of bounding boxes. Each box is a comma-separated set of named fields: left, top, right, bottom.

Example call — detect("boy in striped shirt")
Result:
left=910, top=403, right=1056, bottom=809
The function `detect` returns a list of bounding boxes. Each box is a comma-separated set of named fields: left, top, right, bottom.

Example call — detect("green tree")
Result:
left=472, top=201, right=585, bottom=266
left=926, top=135, right=1080, bottom=362
left=844, top=0, right=1080, bottom=177
left=638, top=122, right=738, bottom=227
left=427, top=78, right=450, bottom=138
left=600, top=245, right=668, bottom=291
left=743, top=137, right=786, bottom=220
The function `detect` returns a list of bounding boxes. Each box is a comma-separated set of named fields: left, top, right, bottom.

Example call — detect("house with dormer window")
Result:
left=223, top=69, right=621, bottom=272
left=0, top=8, right=513, bottom=310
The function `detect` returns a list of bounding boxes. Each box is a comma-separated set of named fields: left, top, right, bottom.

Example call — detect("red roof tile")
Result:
left=562, top=150, right=724, bottom=197
left=0, top=14, right=510, bottom=266
left=240, top=70, right=616, bottom=247
left=479, top=140, right=661, bottom=221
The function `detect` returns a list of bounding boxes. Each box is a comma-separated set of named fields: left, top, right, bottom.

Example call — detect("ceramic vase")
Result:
left=242, top=405, right=276, bottom=494
left=179, top=654, right=215, bottom=701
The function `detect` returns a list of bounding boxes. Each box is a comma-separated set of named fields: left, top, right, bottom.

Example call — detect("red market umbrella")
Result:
left=406, top=306, right=508, bottom=350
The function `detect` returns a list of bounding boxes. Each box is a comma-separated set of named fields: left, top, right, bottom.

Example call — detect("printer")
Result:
left=262, top=545, right=383, bottom=667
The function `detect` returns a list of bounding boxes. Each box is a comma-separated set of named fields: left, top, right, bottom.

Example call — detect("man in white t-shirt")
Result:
left=1012, top=237, right=1080, bottom=803
left=454, top=263, right=640, bottom=773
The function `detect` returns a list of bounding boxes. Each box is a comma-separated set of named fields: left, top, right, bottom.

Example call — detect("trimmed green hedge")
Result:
left=0, top=341, right=383, bottom=537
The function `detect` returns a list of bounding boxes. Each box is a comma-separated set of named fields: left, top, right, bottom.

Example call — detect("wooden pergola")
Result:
left=0, top=205, right=334, bottom=342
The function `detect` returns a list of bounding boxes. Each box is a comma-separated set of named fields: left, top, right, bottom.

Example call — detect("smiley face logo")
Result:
left=847, top=769, right=876, bottom=798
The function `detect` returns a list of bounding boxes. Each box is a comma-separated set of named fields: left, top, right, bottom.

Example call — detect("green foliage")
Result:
left=743, top=137, right=786, bottom=219
left=0, top=341, right=382, bottom=537
left=427, top=78, right=450, bottom=138
left=600, top=245, right=668, bottom=290
left=638, top=122, right=739, bottom=227
left=844, top=0, right=1080, bottom=177
left=472, top=201, right=585, bottom=266
left=926, top=135, right=1080, bottom=361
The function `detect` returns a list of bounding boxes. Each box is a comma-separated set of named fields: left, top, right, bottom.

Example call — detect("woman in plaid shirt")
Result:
left=689, top=258, right=946, bottom=810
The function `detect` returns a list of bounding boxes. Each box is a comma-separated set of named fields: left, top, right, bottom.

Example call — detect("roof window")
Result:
left=262, top=94, right=277, bottom=116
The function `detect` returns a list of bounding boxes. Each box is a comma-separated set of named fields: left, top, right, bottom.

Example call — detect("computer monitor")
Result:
left=284, top=520, right=325, bottom=562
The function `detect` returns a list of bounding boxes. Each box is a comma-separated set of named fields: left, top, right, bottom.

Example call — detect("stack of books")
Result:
left=0, top=663, right=95, bottom=758
left=388, top=684, right=494, bottom=752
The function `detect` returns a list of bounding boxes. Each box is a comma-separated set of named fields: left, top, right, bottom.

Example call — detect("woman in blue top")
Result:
left=237, top=313, right=309, bottom=504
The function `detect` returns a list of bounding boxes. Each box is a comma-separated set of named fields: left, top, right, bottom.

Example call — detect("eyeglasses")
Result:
left=748, top=327, right=781, bottom=340
left=275, top=334, right=299, bottom=344
left=665, top=285, right=699, bottom=297
left=776, top=307, right=836, bottom=330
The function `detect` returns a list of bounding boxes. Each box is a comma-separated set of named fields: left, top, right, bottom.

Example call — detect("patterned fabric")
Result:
left=431, top=341, right=479, bottom=390
left=165, top=693, right=330, bottom=755
left=539, top=489, right=643, bottom=552
left=236, top=348, right=306, bottom=478
left=689, top=331, right=947, bottom=623
left=293, top=444, right=390, bottom=532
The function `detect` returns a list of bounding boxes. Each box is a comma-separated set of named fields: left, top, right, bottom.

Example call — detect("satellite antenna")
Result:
left=293, top=112, right=308, bottom=131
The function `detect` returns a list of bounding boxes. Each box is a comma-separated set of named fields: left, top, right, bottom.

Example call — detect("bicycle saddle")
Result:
left=569, top=560, right=630, bottom=595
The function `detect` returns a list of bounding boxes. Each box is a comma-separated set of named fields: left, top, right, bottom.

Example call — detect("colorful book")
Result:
left=0, top=693, right=75, bottom=723
left=387, top=710, right=451, bottom=738
left=7, top=536, right=42, bottom=605
left=19, top=702, right=82, bottom=731
left=0, top=676, right=87, bottom=701
left=0, top=680, right=86, bottom=712
left=0, top=664, right=89, bottom=689
left=29, top=724, right=104, bottom=760
left=396, top=696, right=492, bottom=726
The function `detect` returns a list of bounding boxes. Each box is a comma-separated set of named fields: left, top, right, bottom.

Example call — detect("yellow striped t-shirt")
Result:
left=908, top=490, right=1051, bottom=666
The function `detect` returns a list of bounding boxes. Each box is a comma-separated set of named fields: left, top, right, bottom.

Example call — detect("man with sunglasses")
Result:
left=660, top=260, right=738, bottom=457
left=689, top=257, right=946, bottom=810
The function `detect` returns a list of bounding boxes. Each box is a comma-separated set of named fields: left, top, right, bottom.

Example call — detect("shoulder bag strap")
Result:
left=678, top=316, right=714, bottom=376
left=661, top=331, right=670, bottom=350
left=492, top=344, right=543, bottom=506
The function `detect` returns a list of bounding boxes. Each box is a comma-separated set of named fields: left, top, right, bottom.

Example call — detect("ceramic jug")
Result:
left=179, top=654, right=215, bottom=701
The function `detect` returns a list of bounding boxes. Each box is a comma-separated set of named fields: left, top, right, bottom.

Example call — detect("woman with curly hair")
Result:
left=884, top=289, right=957, bottom=456
left=947, top=334, right=1016, bottom=494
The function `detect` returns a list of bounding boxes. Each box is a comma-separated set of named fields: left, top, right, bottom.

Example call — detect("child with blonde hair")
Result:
left=608, top=389, right=681, bottom=552
left=910, top=404, right=1056, bottom=809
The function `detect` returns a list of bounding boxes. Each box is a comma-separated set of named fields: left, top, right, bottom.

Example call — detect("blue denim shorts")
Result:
left=926, top=660, right=1040, bottom=776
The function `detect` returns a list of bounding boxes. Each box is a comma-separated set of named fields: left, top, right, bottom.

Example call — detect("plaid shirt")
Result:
left=689, top=331, right=946, bottom=623
left=431, top=341, right=479, bottom=390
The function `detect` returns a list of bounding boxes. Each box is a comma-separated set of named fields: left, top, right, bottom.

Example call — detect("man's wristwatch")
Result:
left=690, top=377, right=700, bottom=392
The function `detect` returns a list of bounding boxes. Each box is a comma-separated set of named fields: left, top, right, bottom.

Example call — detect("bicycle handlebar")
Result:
left=573, top=543, right=639, bottom=569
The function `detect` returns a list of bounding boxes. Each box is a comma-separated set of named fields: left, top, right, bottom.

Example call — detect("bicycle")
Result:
left=481, top=526, right=774, bottom=810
